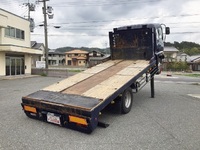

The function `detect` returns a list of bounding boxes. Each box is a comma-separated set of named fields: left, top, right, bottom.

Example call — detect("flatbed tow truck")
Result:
left=21, top=23, right=170, bottom=133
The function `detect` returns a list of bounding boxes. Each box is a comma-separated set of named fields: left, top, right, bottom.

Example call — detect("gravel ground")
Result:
left=0, top=76, right=200, bottom=150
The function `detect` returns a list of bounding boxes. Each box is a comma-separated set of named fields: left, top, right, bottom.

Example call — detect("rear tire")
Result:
left=121, top=87, right=133, bottom=114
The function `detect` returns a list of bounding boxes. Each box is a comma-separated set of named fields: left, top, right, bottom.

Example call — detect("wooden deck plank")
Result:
left=82, top=85, right=117, bottom=100
left=127, top=60, right=149, bottom=68
left=42, top=73, right=93, bottom=92
left=95, top=60, right=122, bottom=67
left=82, top=75, right=133, bottom=99
left=44, top=59, right=149, bottom=102
left=82, top=60, right=149, bottom=99
left=117, top=60, right=149, bottom=76
left=42, top=60, right=122, bottom=92
left=62, top=60, right=135, bottom=95
left=83, top=60, right=122, bottom=74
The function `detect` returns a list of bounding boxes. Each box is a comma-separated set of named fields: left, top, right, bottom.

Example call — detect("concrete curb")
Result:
left=0, top=75, right=40, bottom=80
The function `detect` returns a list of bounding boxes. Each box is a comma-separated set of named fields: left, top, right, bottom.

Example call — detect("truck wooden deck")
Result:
left=21, top=24, right=170, bottom=133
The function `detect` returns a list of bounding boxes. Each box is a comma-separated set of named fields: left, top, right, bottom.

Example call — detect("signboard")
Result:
left=36, top=61, right=46, bottom=68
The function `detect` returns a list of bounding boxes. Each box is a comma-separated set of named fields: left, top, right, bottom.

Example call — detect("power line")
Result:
left=172, top=32, right=200, bottom=34
left=31, top=31, right=200, bottom=37
left=20, top=8, right=28, bottom=16
left=51, top=0, right=198, bottom=7
left=47, top=14, right=200, bottom=26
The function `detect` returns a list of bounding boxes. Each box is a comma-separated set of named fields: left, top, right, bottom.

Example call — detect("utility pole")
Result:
left=43, top=0, right=49, bottom=69
left=38, top=0, right=53, bottom=69
left=23, top=0, right=36, bottom=32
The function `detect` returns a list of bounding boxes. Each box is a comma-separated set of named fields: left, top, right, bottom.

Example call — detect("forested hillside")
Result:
left=56, top=46, right=110, bottom=54
left=165, top=41, right=200, bottom=56
left=55, top=41, right=200, bottom=56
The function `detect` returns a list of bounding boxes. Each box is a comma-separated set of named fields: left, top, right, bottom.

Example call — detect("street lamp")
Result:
left=38, top=24, right=61, bottom=28
left=38, top=24, right=61, bottom=63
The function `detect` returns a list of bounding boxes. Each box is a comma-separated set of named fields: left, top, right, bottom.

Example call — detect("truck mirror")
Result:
left=166, top=27, right=170, bottom=35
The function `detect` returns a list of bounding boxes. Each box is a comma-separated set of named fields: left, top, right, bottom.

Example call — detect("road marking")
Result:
left=188, top=94, right=200, bottom=99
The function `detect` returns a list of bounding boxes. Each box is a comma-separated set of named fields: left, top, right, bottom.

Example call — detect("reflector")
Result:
left=24, top=106, right=37, bottom=113
left=69, top=116, right=88, bottom=126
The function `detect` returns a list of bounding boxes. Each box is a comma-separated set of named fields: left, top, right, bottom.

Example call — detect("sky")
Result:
left=1, top=0, right=200, bottom=49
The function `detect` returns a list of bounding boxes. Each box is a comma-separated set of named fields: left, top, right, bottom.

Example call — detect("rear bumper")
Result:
left=21, top=102, right=98, bottom=133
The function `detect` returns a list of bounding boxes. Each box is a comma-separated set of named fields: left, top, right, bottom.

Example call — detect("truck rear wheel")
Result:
left=121, top=87, right=133, bottom=114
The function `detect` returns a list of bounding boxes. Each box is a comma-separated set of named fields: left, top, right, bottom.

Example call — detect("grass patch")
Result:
left=183, top=74, right=200, bottom=78
left=67, top=69, right=82, bottom=73
left=40, top=73, right=47, bottom=76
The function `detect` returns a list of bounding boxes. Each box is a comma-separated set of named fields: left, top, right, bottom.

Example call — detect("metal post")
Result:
left=43, top=0, right=48, bottom=69
left=151, top=76, right=155, bottom=98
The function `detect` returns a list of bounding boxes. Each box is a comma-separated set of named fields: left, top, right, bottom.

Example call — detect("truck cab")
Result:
left=109, top=24, right=170, bottom=74
left=109, top=23, right=170, bottom=61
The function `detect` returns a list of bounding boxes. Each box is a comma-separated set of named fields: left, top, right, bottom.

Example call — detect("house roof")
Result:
left=164, top=46, right=179, bottom=52
left=89, top=55, right=110, bottom=60
left=89, top=50, right=104, bottom=55
left=49, top=49, right=65, bottom=55
left=49, top=49, right=56, bottom=53
left=189, top=55, right=200, bottom=62
left=31, top=41, right=44, bottom=50
left=65, top=49, right=89, bottom=54
left=177, top=52, right=189, bottom=56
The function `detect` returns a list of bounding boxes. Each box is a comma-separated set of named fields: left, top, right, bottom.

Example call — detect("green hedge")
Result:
left=166, top=62, right=189, bottom=71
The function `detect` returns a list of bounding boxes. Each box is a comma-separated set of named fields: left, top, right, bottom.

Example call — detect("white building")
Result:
left=0, top=8, right=42, bottom=76
left=163, top=46, right=179, bottom=62
left=48, top=49, right=65, bottom=66
left=31, top=41, right=45, bottom=67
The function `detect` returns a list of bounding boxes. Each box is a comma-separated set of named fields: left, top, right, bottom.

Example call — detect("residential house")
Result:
left=187, top=55, right=200, bottom=71
left=89, top=50, right=104, bottom=57
left=163, top=46, right=179, bottom=62
left=65, top=50, right=88, bottom=66
left=48, top=49, right=65, bottom=66
left=0, top=8, right=42, bottom=76
left=88, top=50, right=110, bottom=67
left=31, top=41, right=45, bottom=67
left=162, top=46, right=179, bottom=70
left=176, top=52, right=190, bottom=62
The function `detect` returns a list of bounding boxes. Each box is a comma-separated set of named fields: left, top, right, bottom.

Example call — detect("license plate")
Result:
left=47, top=112, right=61, bottom=125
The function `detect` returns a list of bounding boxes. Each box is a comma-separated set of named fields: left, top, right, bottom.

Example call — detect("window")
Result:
left=157, top=28, right=163, bottom=40
left=68, top=60, right=71, bottom=65
left=5, top=27, right=9, bottom=36
left=5, top=26, right=25, bottom=40
left=16, top=29, right=21, bottom=38
left=21, top=30, right=25, bottom=39
left=10, top=27, right=15, bottom=37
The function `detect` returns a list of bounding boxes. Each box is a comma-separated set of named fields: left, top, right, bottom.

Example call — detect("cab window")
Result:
left=157, top=28, right=163, bottom=40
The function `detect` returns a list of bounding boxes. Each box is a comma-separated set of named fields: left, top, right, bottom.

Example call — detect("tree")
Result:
left=165, top=41, right=200, bottom=55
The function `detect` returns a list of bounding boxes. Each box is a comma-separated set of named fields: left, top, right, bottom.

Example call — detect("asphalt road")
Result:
left=155, top=73, right=200, bottom=84
left=0, top=76, right=200, bottom=150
